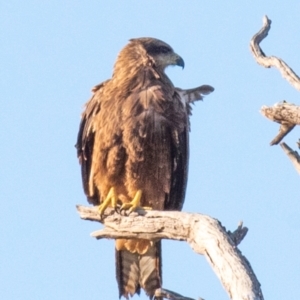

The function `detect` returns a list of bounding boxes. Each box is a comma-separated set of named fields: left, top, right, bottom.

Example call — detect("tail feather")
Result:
left=139, top=241, right=162, bottom=296
left=116, top=240, right=162, bottom=299
left=116, top=249, right=141, bottom=298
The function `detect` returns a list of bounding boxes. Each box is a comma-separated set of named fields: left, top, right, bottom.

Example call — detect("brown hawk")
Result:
left=76, top=37, right=214, bottom=299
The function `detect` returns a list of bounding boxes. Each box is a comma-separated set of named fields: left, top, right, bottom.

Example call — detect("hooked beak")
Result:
left=175, top=54, right=185, bottom=69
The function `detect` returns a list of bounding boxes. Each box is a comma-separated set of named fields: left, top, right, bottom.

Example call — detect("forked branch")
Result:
left=77, top=205, right=264, bottom=300
left=250, top=15, right=300, bottom=90
left=250, top=16, right=300, bottom=173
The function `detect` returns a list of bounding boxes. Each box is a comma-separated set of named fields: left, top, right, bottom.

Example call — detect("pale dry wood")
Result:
left=154, top=288, right=199, bottom=300
left=260, top=101, right=299, bottom=145
left=77, top=205, right=264, bottom=300
left=280, top=142, right=300, bottom=174
left=251, top=16, right=300, bottom=173
left=250, top=15, right=300, bottom=91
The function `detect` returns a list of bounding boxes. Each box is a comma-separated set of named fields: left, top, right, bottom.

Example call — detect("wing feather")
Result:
left=176, top=85, right=214, bottom=104
left=166, top=124, right=189, bottom=211
left=120, top=71, right=189, bottom=210
left=76, top=82, right=107, bottom=205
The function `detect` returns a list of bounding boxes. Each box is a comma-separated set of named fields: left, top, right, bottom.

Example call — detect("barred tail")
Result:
left=116, top=240, right=162, bottom=299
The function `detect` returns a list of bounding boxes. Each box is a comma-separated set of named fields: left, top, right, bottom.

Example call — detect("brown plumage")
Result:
left=76, top=38, right=214, bottom=299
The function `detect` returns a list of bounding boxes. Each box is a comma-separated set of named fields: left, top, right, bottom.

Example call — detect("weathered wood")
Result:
left=260, top=101, right=299, bottom=145
left=280, top=142, right=300, bottom=174
left=77, top=205, right=264, bottom=300
left=251, top=16, right=300, bottom=173
left=250, top=15, right=300, bottom=91
left=227, top=221, right=248, bottom=246
left=154, top=288, right=199, bottom=300
left=260, top=102, right=300, bottom=125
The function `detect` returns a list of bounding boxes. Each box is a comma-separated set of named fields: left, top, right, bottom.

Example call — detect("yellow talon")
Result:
left=98, top=187, right=118, bottom=216
left=120, top=190, right=152, bottom=212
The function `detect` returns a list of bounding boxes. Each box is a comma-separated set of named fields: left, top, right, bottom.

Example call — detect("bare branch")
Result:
left=260, top=101, right=300, bottom=125
left=269, top=122, right=295, bottom=146
left=260, top=101, right=299, bottom=145
left=251, top=16, right=300, bottom=174
left=251, top=16, right=300, bottom=146
left=227, top=221, right=248, bottom=246
left=250, top=15, right=300, bottom=91
left=280, top=142, right=300, bottom=174
left=77, top=205, right=264, bottom=300
left=154, top=288, right=199, bottom=300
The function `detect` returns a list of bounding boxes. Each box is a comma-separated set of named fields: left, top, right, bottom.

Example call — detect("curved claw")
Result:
left=119, top=190, right=153, bottom=213
left=120, top=190, right=143, bottom=213
left=120, top=203, right=137, bottom=213
left=115, top=205, right=121, bottom=215
left=119, top=208, right=130, bottom=216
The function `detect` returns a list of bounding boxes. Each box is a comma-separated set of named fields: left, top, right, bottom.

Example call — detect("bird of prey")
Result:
left=76, top=37, right=214, bottom=299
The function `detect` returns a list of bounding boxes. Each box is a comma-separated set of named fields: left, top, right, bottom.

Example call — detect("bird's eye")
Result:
left=146, top=44, right=171, bottom=55
left=159, top=46, right=170, bottom=54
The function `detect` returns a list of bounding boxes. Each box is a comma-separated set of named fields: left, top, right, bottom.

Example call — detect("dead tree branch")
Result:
left=154, top=288, right=200, bottom=300
left=250, top=15, right=300, bottom=91
left=280, top=142, right=300, bottom=174
left=260, top=101, right=299, bottom=145
left=250, top=16, right=300, bottom=173
left=77, top=205, right=264, bottom=300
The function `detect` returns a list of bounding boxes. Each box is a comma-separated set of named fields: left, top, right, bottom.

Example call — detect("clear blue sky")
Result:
left=1, top=1, right=299, bottom=299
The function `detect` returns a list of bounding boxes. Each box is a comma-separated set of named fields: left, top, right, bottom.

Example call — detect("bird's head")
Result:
left=114, top=37, right=184, bottom=75
left=132, top=37, right=184, bottom=70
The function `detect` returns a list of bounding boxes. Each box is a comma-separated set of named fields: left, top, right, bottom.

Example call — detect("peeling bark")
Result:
left=77, top=205, right=264, bottom=300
